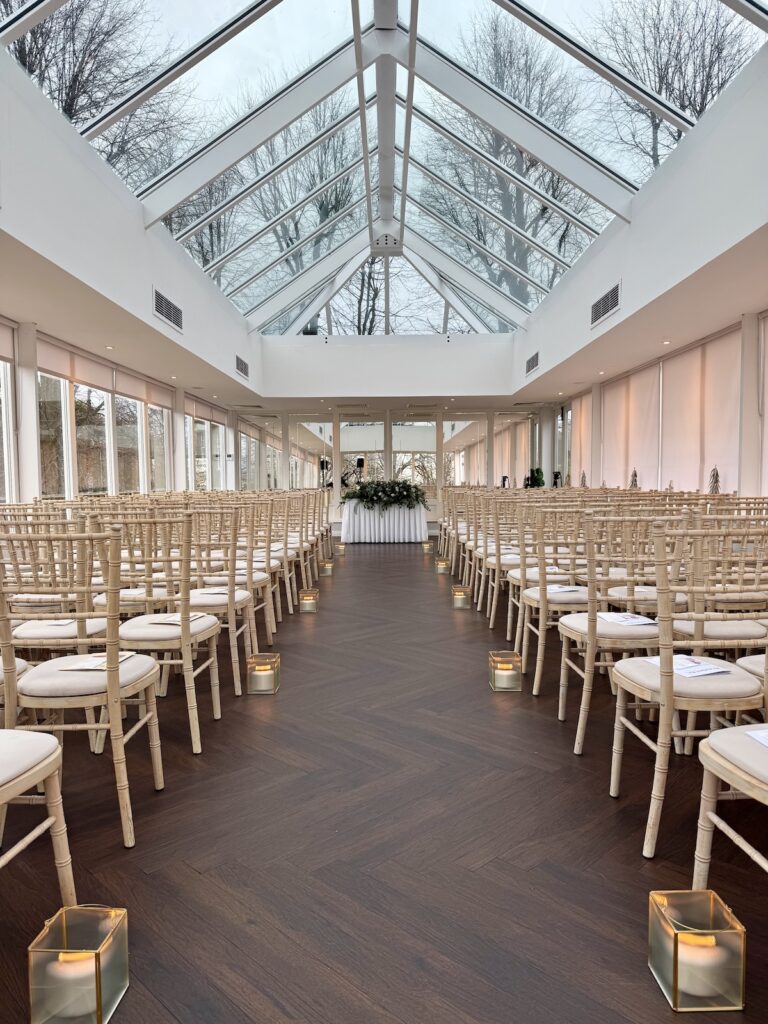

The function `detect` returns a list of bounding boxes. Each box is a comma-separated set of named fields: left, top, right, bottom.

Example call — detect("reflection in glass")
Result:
left=38, top=374, right=66, bottom=499
left=115, top=394, right=140, bottom=493
left=210, top=421, right=225, bottom=490
left=193, top=419, right=209, bottom=490
left=74, top=384, right=108, bottom=495
left=148, top=404, right=169, bottom=491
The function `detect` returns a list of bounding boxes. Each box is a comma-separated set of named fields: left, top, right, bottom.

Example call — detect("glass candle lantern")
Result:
left=299, top=588, right=319, bottom=613
left=319, top=560, right=334, bottom=576
left=336, top=543, right=346, bottom=555
left=649, top=890, right=745, bottom=1012
left=434, top=557, right=450, bottom=575
left=246, top=653, right=281, bottom=694
left=422, top=541, right=433, bottom=554
left=452, top=585, right=472, bottom=609
left=488, top=651, right=523, bottom=691
left=29, top=906, right=128, bottom=1024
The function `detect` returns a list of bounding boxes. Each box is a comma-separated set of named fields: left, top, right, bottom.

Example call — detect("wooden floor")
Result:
left=2, top=543, right=768, bottom=1023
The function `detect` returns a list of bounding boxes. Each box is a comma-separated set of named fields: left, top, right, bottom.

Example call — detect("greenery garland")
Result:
left=341, top=479, right=429, bottom=511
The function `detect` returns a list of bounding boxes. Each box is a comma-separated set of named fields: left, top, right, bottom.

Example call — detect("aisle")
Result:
left=1, top=544, right=768, bottom=1023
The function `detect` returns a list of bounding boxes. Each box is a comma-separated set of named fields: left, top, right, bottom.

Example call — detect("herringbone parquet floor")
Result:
left=2, top=543, right=767, bottom=1023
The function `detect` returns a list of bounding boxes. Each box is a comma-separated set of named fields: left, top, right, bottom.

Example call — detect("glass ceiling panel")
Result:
left=261, top=283, right=330, bottom=336
left=404, top=197, right=539, bottom=312
left=450, top=283, right=515, bottom=334
left=388, top=257, right=450, bottom=335
left=402, top=157, right=563, bottom=294
left=233, top=202, right=368, bottom=315
left=328, top=258, right=385, bottom=335
left=408, top=79, right=612, bottom=235
left=218, top=178, right=369, bottom=294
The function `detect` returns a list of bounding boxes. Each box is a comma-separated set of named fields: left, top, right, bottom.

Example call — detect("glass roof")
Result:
left=2, top=0, right=763, bottom=335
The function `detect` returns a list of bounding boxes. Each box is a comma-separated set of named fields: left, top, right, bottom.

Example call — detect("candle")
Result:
left=45, top=952, right=98, bottom=1019
left=675, top=933, right=730, bottom=998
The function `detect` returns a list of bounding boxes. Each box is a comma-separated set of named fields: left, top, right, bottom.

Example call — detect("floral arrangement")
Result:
left=341, top=479, right=429, bottom=511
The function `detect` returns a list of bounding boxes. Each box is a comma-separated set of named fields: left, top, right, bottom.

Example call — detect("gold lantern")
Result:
left=452, top=585, right=472, bottom=609
left=246, top=653, right=281, bottom=694
left=421, top=541, right=433, bottom=554
left=319, top=560, right=334, bottom=576
left=434, top=557, right=450, bottom=575
left=488, top=651, right=523, bottom=691
left=336, top=543, right=346, bottom=555
left=299, top=588, right=319, bottom=613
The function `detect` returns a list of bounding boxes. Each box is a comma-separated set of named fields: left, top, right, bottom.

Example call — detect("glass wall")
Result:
left=148, top=405, right=170, bottom=491
left=115, top=394, right=141, bottom=493
left=74, top=384, right=109, bottom=495
left=443, top=419, right=486, bottom=485
left=340, top=420, right=385, bottom=483
left=38, top=373, right=67, bottom=499
left=392, top=419, right=436, bottom=484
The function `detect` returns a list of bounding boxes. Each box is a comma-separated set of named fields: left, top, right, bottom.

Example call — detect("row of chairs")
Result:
left=439, top=486, right=768, bottom=893
left=0, top=488, right=332, bottom=908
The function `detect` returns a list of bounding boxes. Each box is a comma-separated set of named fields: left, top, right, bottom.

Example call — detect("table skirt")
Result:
left=340, top=500, right=428, bottom=543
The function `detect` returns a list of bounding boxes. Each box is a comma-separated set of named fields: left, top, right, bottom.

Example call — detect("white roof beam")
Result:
left=407, top=231, right=529, bottom=330
left=412, top=33, right=637, bottom=221
left=719, top=0, right=768, bottom=31
left=0, top=0, right=68, bottom=44
left=403, top=249, right=486, bottom=333
left=283, top=248, right=370, bottom=336
left=399, top=146, right=571, bottom=269
left=246, top=228, right=370, bottom=328
left=374, top=0, right=398, bottom=233
left=491, top=0, right=694, bottom=132
left=139, top=37, right=367, bottom=225
left=81, top=0, right=286, bottom=140
left=351, top=0, right=377, bottom=248
left=400, top=96, right=599, bottom=238
left=397, top=0, right=419, bottom=245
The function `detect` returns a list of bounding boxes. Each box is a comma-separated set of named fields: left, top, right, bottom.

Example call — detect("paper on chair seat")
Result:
left=547, top=585, right=580, bottom=592
left=598, top=612, right=655, bottom=625
left=644, top=655, right=729, bottom=678
left=153, top=612, right=206, bottom=625
left=747, top=730, right=768, bottom=749
left=61, top=651, right=136, bottom=671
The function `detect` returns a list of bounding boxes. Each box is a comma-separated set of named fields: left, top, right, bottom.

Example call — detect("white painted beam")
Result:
left=284, top=248, right=370, bottom=335
left=374, top=0, right=398, bottom=232
left=403, top=249, right=486, bottom=332
left=0, top=0, right=67, bottom=45
left=719, top=0, right=768, bottom=31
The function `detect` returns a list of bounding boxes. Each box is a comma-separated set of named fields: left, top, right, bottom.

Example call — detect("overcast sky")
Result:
left=143, top=0, right=603, bottom=114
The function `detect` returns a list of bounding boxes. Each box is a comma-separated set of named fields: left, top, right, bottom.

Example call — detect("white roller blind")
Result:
left=702, top=330, right=740, bottom=493
left=602, top=378, right=628, bottom=487
left=37, top=338, right=73, bottom=378
left=0, top=322, right=14, bottom=360
left=627, top=363, right=660, bottom=489
left=114, top=370, right=173, bottom=408
left=570, top=393, right=591, bottom=485
left=661, top=346, right=703, bottom=491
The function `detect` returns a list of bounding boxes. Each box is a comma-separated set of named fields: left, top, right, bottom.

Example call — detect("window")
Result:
left=74, top=384, right=109, bottom=495
left=0, top=362, right=13, bottom=501
left=38, top=373, right=67, bottom=498
left=115, top=394, right=141, bottom=493
left=193, top=419, right=210, bottom=490
left=148, top=405, right=170, bottom=491
left=210, top=422, right=225, bottom=489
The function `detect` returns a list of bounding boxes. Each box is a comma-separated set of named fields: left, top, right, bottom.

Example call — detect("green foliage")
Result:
left=341, top=479, right=429, bottom=511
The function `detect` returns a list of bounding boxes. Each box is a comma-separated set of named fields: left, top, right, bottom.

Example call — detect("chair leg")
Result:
left=84, top=707, right=99, bottom=753
left=273, top=576, right=283, bottom=624
left=684, top=711, right=697, bottom=756
left=643, top=720, right=673, bottom=859
left=573, top=641, right=597, bottom=755
left=182, top=650, right=202, bottom=755
left=93, top=706, right=109, bottom=755
left=247, top=602, right=258, bottom=656
left=43, top=769, right=77, bottom=905
left=228, top=617, right=242, bottom=697
left=532, top=621, right=548, bottom=696
left=558, top=636, right=570, bottom=721
left=144, top=683, right=164, bottom=792
left=0, top=802, right=7, bottom=849
left=208, top=636, right=221, bottom=721
left=489, top=574, right=501, bottom=629
left=514, top=591, right=525, bottom=653
left=609, top=684, right=628, bottom=797
left=476, top=563, right=486, bottom=609
left=505, top=586, right=514, bottom=642
left=692, top=768, right=720, bottom=889
left=521, top=605, right=532, bottom=675
left=107, top=706, right=135, bottom=849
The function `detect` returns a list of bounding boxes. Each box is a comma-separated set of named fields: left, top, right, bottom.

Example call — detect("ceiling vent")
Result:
left=153, top=288, right=183, bottom=331
left=525, top=351, right=539, bottom=376
left=590, top=283, right=620, bottom=327
left=235, top=355, right=249, bottom=379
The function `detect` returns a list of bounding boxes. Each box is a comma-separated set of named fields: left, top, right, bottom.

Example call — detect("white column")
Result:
left=540, top=407, right=555, bottom=488
left=435, top=410, right=444, bottom=491
left=258, top=430, right=268, bottom=489
left=280, top=411, right=291, bottom=489
left=172, top=387, right=187, bottom=491
left=739, top=312, right=761, bottom=495
left=486, top=411, right=495, bottom=487
left=590, top=383, right=602, bottom=487
left=383, top=408, right=392, bottom=478
left=226, top=411, right=238, bottom=490
left=332, top=408, right=341, bottom=521
left=14, top=323, right=41, bottom=502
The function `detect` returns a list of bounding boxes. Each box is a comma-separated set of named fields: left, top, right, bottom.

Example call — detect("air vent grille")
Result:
left=235, top=355, right=249, bottom=378
left=590, top=283, right=620, bottom=326
left=153, top=288, right=183, bottom=330
left=525, top=352, right=539, bottom=375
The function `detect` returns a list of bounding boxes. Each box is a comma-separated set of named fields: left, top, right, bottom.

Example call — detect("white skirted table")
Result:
left=340, top=499, right=428, bottom=543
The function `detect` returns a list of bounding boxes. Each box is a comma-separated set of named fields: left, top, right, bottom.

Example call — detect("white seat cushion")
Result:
left=93, top=586, right=168, bottom=607
left=253, top=560, right=283, bottom=571
left=13, top=618, right=107, bottom=641
left=508, top=566, right=568, bottom=585
left=0, top=658, right=29, bottom=682
left=712, top=589, right=768, bottom=604
left=559, top=612, right=660, bottom=640
left=18, top=653, right=157, bottom=698
left=607, top=585, right=687, bottom=606
left=523, top=586, right=589, bottom=605
left=0, top=730, right=59, bottom=786
left=189, top=588, right=252, bottom=608
left=736, top=654, right=765, bottom=679
left=673, top=619, right=768, bottom=641
left=707, top=724, right=768, bottom=784
left=614, top=656, right=762, bottom=700
left=118, top=613, right=219, bottom=642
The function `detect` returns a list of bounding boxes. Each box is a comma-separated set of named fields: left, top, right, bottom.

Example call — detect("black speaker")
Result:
left=320, top=457, right=330, bottom=471
left=356, top=457, right=365, bottom=469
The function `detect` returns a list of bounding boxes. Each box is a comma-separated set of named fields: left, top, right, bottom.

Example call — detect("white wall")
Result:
left=0, top=50, right=260, bottom=392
